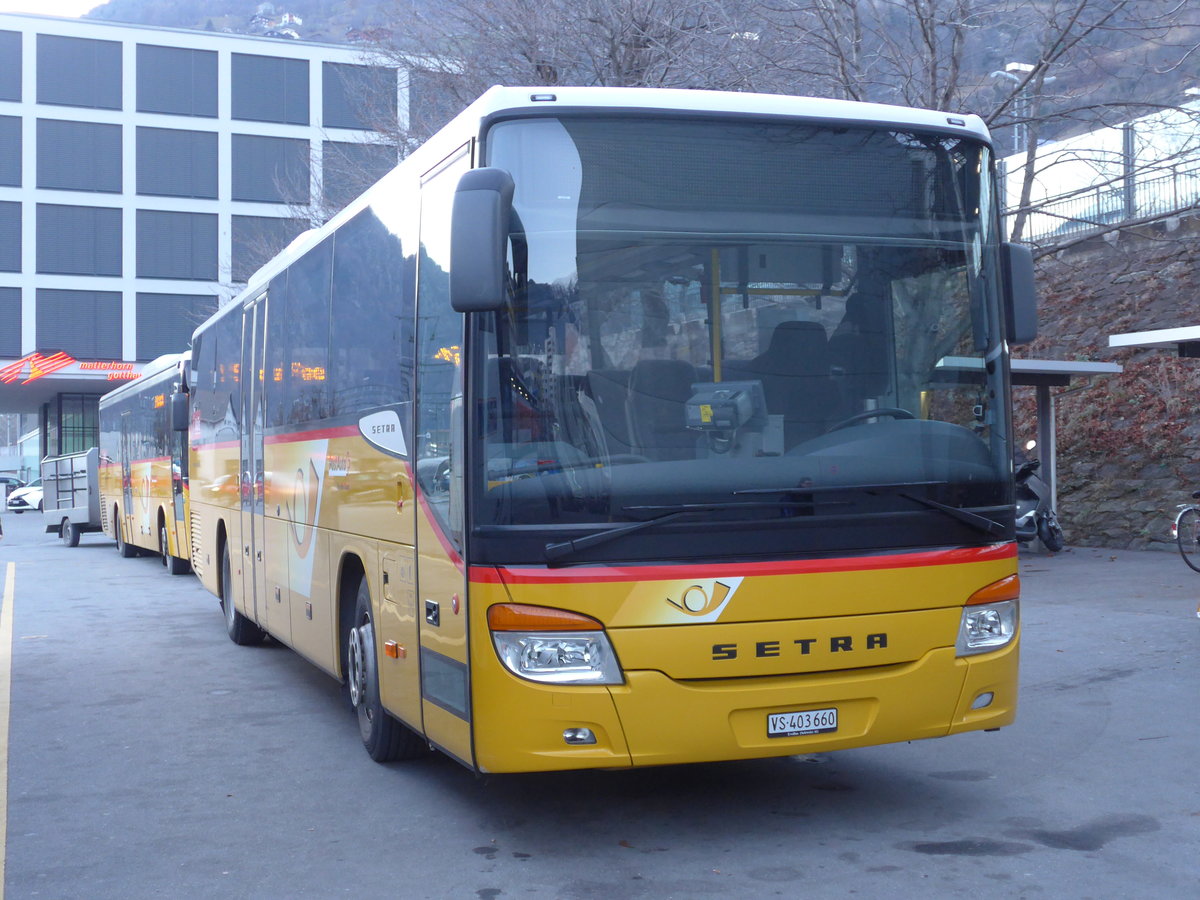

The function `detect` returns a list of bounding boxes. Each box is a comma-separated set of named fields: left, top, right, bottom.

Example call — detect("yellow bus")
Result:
left=98, top=352, right=192, bottom=575
left=187, top=87, right=1036, bottom=772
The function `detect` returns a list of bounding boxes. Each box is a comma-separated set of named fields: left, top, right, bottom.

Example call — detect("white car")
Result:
left=7, top=479, right=43, bottom=513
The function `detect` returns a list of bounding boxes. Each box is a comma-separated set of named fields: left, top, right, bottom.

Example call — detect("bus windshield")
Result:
left=472, top=115, right=1011, bottom=563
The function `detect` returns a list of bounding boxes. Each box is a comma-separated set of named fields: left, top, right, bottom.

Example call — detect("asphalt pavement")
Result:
left=0, top=509, right=1197, bottom=899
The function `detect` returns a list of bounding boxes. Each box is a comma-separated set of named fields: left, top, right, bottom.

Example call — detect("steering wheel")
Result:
left=826, top=407, right=915, bottom=433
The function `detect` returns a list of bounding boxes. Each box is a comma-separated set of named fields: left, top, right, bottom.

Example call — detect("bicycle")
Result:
left=1172, top=490, right=1200, bottom=572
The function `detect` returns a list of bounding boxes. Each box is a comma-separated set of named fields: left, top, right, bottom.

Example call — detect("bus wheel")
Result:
left=60, top=518, right=80, bottom=548
left=221, top=542, right=265, bottom=646
left=347, top=577, right=425, bottom=762
left=160, top=522, right=189, bottom=575
left=116, top=515, right=137, bottom=558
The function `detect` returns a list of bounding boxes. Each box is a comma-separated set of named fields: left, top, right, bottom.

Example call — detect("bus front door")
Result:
left=239, top=295, right=272, bottom=636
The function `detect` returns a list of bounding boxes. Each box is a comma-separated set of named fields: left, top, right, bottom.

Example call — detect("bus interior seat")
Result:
left=829, top=292, right=892, bottom=411
left=626, top=359, right=699, bottom=461
left=586, top=369, right=635, bottom=456
left=742, top=320, right=840, bottom=445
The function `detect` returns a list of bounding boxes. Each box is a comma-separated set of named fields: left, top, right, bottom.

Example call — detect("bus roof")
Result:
left=98, top=351, right=188, bottom=407
left=464, top=85, right=992, bottom=142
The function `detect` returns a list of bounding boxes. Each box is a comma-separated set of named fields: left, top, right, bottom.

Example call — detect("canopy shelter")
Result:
left=1109, top=325, right=1200, bottom=358
left=936, top=357, right=1123, bottom=518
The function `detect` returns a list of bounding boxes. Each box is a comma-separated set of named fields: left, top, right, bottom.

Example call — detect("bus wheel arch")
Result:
left=336, top=553, right=366, bottom=682
left=345, top=568, right=424, bottom=762
left=115, top=505, right=136, bottom=558
left=158, top=507, right=188, bottom=575
left=219, top=524, right=264, bottom=645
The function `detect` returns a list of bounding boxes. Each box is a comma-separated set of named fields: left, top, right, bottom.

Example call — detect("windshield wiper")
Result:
left=544, top=506, right=716, bottom=562
left=895, top=492, right=1006, bottom=537
left=736, top=481, right=1005, bottom=538
left=543, top=499, right=833, bottom=562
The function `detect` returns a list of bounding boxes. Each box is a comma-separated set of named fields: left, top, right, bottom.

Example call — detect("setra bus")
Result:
left=186, top=86, right=1037, bottom=772
left=98, top=352, right=193, bottom=574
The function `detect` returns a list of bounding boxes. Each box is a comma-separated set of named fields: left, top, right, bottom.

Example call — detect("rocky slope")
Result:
left=1019, top=219, right=1200, bottom=549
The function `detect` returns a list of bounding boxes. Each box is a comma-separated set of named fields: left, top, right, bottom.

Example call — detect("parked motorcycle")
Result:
left=1014, top=456, right=1065, bottom=551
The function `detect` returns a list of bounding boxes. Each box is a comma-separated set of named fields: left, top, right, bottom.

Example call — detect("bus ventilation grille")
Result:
left=190, top=512, right=204, bottom=578
left=99, top=504, right=110, bottom=534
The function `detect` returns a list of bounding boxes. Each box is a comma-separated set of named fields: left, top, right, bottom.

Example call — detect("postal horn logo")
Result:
left=287, top=459, right=321, bottom=558
left=665, top=577, right=743, bottom=622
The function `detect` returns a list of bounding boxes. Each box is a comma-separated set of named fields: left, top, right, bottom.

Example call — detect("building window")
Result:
left=0, top=202, right=19, bottom=273
left=0, top=115, right=20, bottom=187
left=36, top=289, right=122, bottom=358
left=322, top=141, right=396, bottom=210
left=232, top=53, right=308, bottom=125
left=136, top=44, right=217, bottom=117
left=136, top=293, right=218, bottom=360
left=36, top=205, right=122, bottom=276
left=37, top=34, right=121, bottom=110
left=231, top=215, right=307, bottom=283
left=0, top=287, right=19, bottom=356
left=137, top=127, right=218, bottom=199
left=0, top=31, right=20, bottom=102
left=323, top=62, right=396, bottom=130
left=37, top=120, right=122, bottom=193
left=136, top=210, right=218, bottom=281
left=44, top=393, right=100, bottom=457
left=232, top=134, right=310, bottom=204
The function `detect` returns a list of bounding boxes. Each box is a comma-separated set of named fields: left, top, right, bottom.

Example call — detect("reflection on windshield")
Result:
left=476, top=116, right=1010, bottom=550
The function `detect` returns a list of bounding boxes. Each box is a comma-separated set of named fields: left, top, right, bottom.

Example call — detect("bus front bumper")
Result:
left=473, top=638, right=1017, bottom=773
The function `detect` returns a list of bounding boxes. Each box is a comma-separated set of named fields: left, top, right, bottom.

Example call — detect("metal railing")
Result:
left=1013, top=163, right=1200, bottom=245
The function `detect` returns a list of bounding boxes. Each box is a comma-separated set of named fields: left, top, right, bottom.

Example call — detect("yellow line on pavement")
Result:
left=0, top=561, right=14, bottom=900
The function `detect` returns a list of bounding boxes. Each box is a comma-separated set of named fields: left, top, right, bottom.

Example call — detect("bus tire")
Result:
left=347, top=576, right=425, bottom=762
left=221, top=542, right=265, bottom=646
left=60, top=518, right=80, bottom=548
left=160, top=522, right=189, bottom=575
left=115, top=513, right=137, bottom=558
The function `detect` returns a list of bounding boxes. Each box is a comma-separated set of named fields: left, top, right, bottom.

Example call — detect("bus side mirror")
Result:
left=1001, top=242, right=1038, bottom=345
left=449, top=167, right=515, bottom=313
left=171, top=392, right=189, bottom=432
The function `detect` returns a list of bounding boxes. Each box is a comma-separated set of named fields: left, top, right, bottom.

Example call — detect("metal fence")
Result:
left=1015, top=163, right=1200, bottom=245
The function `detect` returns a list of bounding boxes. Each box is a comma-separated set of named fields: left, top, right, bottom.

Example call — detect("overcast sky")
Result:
left=0, top=2, right=96, bottom=16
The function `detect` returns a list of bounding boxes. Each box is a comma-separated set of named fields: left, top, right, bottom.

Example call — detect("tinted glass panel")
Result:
left=36, top=205, right=122, bottom=276
left=0, top=31, right=19, bottom=102
left=232, top=53, right=308, bottom=125
left=37, top=35, right=121, bottom=109
left=0, top=116, right=19, bottom=187
left=322, top=62, right=395, bottom=130
left=136, top=210, right=218, bottom=280
left=0, top=287, right=19, bottom=356
left=136, top=292, right=218, bottom=360
left=193, top=304, right=242, bottom=445
left=329, top=208, right=413, bottom=415
left=0, top=201, right=18, bottom=272
left=279, top=238, right=331, bottom=424
left=231, top=215, right=307, bottom=283
left=36, top=289, right=122, bottom=357
left=232, top=134, right=310, bottom=203
left=137, top=127, right=218, bottom=198
left=470, top=116, right=1009, bottom=564
left=136, top=44, right=217, bottom=117
left=37, top=120, right=122, bottom=193
left=322, top=141, right=395, bottom=210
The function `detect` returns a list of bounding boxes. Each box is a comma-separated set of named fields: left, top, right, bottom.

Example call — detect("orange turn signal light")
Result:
left=966, top=574, right=1020, bottom=606
left=487, top=603, right=603, bottom=632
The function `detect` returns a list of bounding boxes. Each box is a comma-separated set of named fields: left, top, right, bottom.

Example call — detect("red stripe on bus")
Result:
left=263, top=424, right=362, bottom=445
left=470, top=543, right=1016, bottom=585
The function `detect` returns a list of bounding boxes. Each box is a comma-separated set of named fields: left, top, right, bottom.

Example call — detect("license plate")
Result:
left=767, top=707, right=838, bottom=737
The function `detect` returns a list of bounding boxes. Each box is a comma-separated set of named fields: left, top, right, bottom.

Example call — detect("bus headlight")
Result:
left=956, top=600, right=1018, bottom=656
left=488, top=603, right=624, bottom=685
